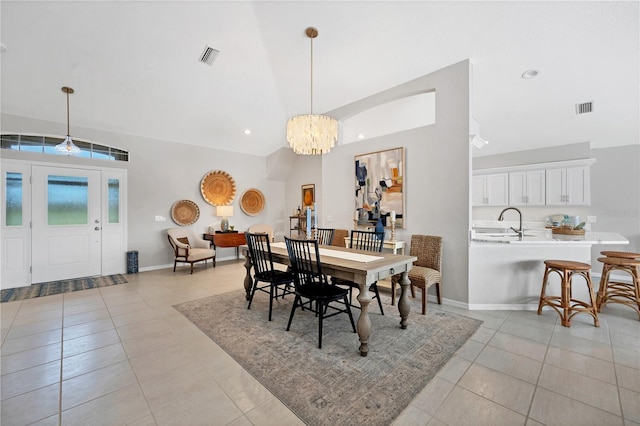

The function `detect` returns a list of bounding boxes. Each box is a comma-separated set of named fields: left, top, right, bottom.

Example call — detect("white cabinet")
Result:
left=546, top=166, right=591, bottom=205
left=509, top=170, right=545, bottom=206
left=472, top=173, right=508, bottom=206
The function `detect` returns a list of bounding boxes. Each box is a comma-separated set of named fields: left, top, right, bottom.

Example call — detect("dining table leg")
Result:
left=356, top=282, right=372, bottom=356
left=398, top=271, right=411, bottom=329
left=243, top=253, right=253, bottom=301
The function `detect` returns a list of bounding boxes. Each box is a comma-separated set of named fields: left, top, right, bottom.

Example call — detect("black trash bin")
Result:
left=126, top=250, right=139, bottom=274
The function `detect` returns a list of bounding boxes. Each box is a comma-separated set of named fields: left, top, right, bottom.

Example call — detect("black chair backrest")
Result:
left=245, top=232, right=275, bottom=278
left=350, top=230, right=384, bottom=253
left=315, top=228, right=335, bottom=245
left=284, top=236, right=327, bottom=288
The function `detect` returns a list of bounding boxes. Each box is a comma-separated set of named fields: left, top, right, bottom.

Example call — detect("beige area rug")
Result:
left=174, top=289, right=481, bottom=426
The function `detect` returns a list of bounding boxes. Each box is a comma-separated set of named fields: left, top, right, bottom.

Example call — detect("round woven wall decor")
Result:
left=240, top=188, right=265, bottom=216
left=171, top=199, right=200, bottom=226
left=200, top=170, right=236, bottom=206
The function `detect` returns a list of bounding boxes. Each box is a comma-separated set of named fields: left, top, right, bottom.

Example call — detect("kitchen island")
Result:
left=469, top=230, right=628, bottom=309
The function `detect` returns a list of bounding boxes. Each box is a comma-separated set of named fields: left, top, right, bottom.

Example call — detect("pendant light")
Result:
left=55, top=86, right=81, bottom=155
left=286, top=27, right=338, bottom=155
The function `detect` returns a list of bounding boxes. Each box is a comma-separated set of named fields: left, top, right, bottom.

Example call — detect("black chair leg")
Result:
left=268, top=283, right=275, bottom=321
left=318, top=300, right=324, bottom=349
left=372, top=282, right=384, bottom=315
left=286, top=295, right=300, bottom=331
left=344, top=295, right=356, bottom=332
left=247, top=278, right=259, bottom=310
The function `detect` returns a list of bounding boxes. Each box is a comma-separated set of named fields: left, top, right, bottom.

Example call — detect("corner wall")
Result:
left=320, top=60, right=472, bottom=305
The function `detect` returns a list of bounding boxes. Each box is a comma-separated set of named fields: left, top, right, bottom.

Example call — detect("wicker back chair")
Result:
left=331, top=229, right=349, bottom=247
left=391, top=235, right=442, bottom=314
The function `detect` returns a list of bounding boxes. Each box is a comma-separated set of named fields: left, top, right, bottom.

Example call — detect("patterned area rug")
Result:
left=1, top=274, right=128, bottom=303
left=174, top=289, right=482, bottom=426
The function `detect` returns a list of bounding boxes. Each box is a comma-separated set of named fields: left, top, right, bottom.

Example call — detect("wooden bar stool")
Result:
left=538, top=260, right=599, bottom=327
left=600, top=251, right=640, bottom=259
left=596, top=256, right=640, bottom=319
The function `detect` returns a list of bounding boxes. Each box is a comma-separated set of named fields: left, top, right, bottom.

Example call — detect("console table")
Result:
left=203, top=232, right=246, bottom=259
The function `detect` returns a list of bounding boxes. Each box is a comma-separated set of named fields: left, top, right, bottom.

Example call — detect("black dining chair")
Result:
left=333, top=229, right=386, bottom=314
left=284, top=236, right=356, bottom=348
left=245, top=232, right=295, bottom=321
left=315, top=227, right=335, bottom=245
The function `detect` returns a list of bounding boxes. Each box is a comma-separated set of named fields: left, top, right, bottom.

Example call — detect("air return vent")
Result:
left=575, top=101, right=593, bottom=115
left=199, top=46, right=220, bottom=65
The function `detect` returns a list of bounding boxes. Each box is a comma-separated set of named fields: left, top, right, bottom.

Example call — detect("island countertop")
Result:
left=471, top=231, right=629, bottom=245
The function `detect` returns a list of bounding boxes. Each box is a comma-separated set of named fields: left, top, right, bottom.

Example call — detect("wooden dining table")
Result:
left=241, top=242, right=418, bottom=356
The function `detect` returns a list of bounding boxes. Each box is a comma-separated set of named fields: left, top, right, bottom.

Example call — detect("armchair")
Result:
left=167, top=228, right=216, bottom=274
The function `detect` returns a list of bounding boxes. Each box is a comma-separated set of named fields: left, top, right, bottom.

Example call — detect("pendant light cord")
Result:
left=310, top=35, right=314, bottom=115
left=66, top=90, right=71, bottom=136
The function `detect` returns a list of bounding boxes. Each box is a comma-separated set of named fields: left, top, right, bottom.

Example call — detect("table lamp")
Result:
left=217, top=205, right=234, bottom=231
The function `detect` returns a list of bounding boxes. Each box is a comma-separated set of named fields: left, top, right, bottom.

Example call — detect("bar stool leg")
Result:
left=561, top=270, right=571, bottom=327
left=585, top=271, right=600, bottom=327
left=538, top=267, right=551, bottom=315
left=596, top=264, right=612, bottom=312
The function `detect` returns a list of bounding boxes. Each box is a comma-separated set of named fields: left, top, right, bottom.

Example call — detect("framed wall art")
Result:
left=301, top=184, right=315, bottom=209
left=355, top=147, right=405, bottom=228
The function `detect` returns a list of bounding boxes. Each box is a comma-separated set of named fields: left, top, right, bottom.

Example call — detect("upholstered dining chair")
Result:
left=391, top=235, right=442, bottom=315
left=284, top=236, right=356, bottom=348
left=245, top=232, right=295, bottom=321
left=315, top=227, right=335, bottom=245
left=333, top=230, right=385, bottom=314
left=247, top=223, right=275, bottom=242
left=167, top=228, right=215, bottom=274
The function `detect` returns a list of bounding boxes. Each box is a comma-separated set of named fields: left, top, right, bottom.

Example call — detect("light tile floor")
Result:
left=1, top=260, right=639, bottom=425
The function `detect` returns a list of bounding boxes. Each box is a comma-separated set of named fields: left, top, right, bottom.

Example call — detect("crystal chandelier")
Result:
left=287, top=27, right=338, bottom=155
left=55, top=86, right=81, bottom=155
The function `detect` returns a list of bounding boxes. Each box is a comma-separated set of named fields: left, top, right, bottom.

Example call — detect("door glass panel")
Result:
left=108, top=178, right=120, bottom=223
left=5, top=172, right=23, bottom=226
left=47, top=175, right=88, bottom=225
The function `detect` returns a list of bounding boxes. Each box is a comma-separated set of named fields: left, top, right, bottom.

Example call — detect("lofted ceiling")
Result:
left=1, top=1, right=638, bottom=158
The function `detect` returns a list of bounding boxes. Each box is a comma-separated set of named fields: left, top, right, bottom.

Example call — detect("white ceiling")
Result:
left=1, top=1, right=638, bottom=158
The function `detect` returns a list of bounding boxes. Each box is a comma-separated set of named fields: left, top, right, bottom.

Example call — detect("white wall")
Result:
left=2, top=113, right=285, bottom=268
left=321, top=60, right=472, bottom=304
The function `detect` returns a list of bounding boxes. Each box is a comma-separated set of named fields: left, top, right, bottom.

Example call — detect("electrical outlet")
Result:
left=326, top=215, right=333, bottom=223
left=155, top=215, right=166, bottom=222
left=587, top=216, right=596, bottom=223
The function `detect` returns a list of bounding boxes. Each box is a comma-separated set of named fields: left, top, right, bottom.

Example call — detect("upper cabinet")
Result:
left=472, top=173, right=509, bottom=206
left=509, top=170, right=545, bottom=206
left=473, top=159, right=594, bottom=208
left=546, top=166, right=591, bottom=206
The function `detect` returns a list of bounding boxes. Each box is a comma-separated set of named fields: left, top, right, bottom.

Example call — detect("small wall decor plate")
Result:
left=200, top=170, right=236, bottom=206
left=171, top=199, right=200, bottom=226
left=240, top=188, right=265, bottom=216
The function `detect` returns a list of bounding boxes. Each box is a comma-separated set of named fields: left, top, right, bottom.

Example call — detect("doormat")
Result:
left=174, top=290, right=482, bottom=426
left=1, top=274, right=128, bottom=303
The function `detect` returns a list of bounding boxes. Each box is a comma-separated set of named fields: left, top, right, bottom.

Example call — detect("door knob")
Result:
left=95, top=227, right=101, bottom=231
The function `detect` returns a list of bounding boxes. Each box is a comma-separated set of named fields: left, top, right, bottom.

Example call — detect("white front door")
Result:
left=31, top=166, right=102, bottom=283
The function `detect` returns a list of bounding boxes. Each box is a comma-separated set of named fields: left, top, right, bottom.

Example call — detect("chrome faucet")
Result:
left=498, top=207, right=523, bottom=236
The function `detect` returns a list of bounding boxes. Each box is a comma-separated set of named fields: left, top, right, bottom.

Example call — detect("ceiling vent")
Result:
left=199, top=46, right=220, bottom=65
left=575, top=101, right=593, bottom=115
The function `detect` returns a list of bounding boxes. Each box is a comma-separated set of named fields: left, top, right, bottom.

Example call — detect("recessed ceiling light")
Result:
left=243, top=129, right=251, bottom=135
left=357, top=134, right=365, bottom=139
left=521, top=70, right=539, bottom=79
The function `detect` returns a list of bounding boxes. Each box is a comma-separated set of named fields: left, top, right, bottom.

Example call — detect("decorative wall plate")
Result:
left=240, top=188, right=265, bottom=216
left=171, top=199, right=200, bottom=226
left=200, top=170, right=236, bottom=206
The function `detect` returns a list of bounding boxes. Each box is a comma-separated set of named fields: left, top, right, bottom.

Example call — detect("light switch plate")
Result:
left=155, top=215, right=166, bottom=222
left=587, top=216, right=596, bottom=223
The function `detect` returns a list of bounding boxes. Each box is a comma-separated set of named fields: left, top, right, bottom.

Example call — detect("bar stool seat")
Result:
left=600, top=251, right=640, bottom=259
left=538, top=260, right=599, bottom=327
left=596, top=257, right=640, bottom=319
